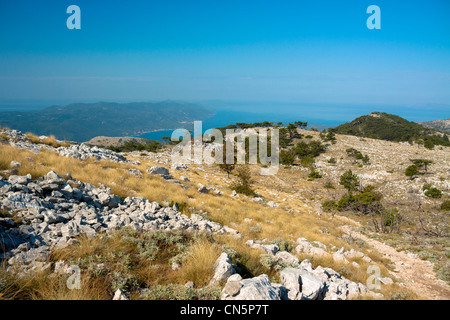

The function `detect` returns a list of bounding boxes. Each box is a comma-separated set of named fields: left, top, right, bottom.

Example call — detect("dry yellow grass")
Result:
left=0, top=259, right=110, bottom=300
left=24, top=133, right=70, bottom=148
left=180, top=239, right=222, bottom=286
left=0, top=142, right=417, bottom=299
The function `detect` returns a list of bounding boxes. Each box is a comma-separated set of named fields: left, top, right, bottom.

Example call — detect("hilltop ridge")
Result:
left=332, top=112, right=450, bottom=147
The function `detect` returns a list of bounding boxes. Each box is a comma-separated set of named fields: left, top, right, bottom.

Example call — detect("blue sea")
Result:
left=1, top=100, right=448, bottom=142
left=136, top=102, right=450, bottom=141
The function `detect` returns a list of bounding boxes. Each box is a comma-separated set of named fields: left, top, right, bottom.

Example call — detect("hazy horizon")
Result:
left=0, top=0, right=449, bottom=123
left=0, top=99, right=448, bottom=125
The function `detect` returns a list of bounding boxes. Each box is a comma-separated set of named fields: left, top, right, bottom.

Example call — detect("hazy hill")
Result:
left=85, top=136, right=161, bottom=147
left=0, top=101, right=214, bottom=142
left=420, top=118, right=450, bottom=134
left=332, top=112, right=450, bottom=146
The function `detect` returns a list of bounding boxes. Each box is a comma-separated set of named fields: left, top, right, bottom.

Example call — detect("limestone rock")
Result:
left=222, top=274, right=281, bottom=300
left=209, top=252, right=235, bottom=286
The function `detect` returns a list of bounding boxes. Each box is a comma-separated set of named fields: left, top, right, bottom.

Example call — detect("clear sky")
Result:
left=0, top=0, right=449, bottom=120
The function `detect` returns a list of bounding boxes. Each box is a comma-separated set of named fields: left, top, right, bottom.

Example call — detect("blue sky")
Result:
left=0, top=0, right=449, bottom=121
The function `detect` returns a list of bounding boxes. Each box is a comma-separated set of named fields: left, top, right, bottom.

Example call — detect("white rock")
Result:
left=222, top=274, right=281, bottom=300
left=113, top=289, right=129, bottom=300
left=209, top=253, right=235, bottom=286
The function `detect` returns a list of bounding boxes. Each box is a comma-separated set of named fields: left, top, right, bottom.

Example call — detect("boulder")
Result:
left=274, top=251, right=300, bottom=266
left=222, top=274, right=281, bottom=300
left=221, top=274, right=243, bottom=297
left=197, top=183, right=209, bottom=194
left=279, top=268, right=325, bottom=300
left=147, top=166, right=170, bottom=177
left=8, top=246, right=51, bottom=266
left=209, top=253, right=235, bottom=286
left=294, top=237, right=328, bottom=257
left=113, top=289, right=129, bottom=300
left=8, top=175, right=31, bottom=185
left=44, top=171, right=66, bottom=184
left=246, top=240, right=279, bottom=255
left=10, top=161, right=22, bottom=168
left=333, top=247, right=349, bottom=263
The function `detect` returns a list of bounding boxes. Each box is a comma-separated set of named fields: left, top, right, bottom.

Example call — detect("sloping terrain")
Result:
left=85, top=136, right=161, bottom=148
left=420, top=119, right=450, bottom=134
left=0, top=125, right=449, bottom=300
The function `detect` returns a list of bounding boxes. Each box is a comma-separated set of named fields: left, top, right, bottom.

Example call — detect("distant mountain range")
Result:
left=0, top=101, right=214, bottom=142
left=420, top=118, right=450, bottom=134
left=332, top=112, right=450, bottom=146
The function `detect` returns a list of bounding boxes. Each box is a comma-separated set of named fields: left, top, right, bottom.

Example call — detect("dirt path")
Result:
left=341, top=224, right=450, bottom=300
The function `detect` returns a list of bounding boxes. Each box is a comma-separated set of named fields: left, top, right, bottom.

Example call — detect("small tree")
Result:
left=441, top=200, right=450, bottom=211
left=231, top=166, right=257, bottom=197
left=287, top=123, right=297, bottom=139
left=280, top=149, right=296, bottom=165
left=161, top=136, right=171, bottom=143
left=410, top=159, right=433, bottom=173
left=372, top=208, right=402, bottom=234
left=294, top=121, right=308, bottom=129
left=424, top=187, right=442, bottom=199
left=339, top=170, right=360, bottom=193
left=308, top=169, right=322, bottom=179
left=362, top=154, right=370, bottom=164
left=405, top=164, right=419, bottom=178
left=218, top=144, right=236, bottom=178
left=424, top=139, right=435, bottom=150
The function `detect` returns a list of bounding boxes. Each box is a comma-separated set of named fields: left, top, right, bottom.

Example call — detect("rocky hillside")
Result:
left=85, top=136, right=161, bottom=148
left=1, top=125, right=449, bottom=300
left=420, top=119, right=450, bottom=134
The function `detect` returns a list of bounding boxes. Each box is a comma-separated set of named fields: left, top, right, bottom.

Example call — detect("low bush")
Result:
left=424, top=187, right=442, bottom=199
left=230, top=166, right=257, bottom=197
left=308, top=170, right=322, bottom=179
left=441, top=200, right=450, bottom=211
left=321, top=200, right=338, bottom=212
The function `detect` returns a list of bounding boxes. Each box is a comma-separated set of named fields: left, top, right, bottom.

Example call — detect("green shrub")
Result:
left=107, top=140, right=162, bottom=153
left=230, top=166, right=257, bottom=197
left=268, top=239, right=293, bottom=252
left=327, top=157, right=337, bottom=164
left=300, top=156, right=315, bottom=168
left=441, top=200, right=450, bottom=211
left=259, top=254, right=278, bottom=270
left=294, top=141, right=326, bottom=158
left=346, top=148, right=369, bottom=164
left=424, top=139, right=435, bottom=149
left=425, top=187, right=442, bottom=199
left=383, top=209, right=400, bottom=227
left=308, top=170, right=322, bottom=179
left=141, top=284, right=221, bottom=300
left=362, top=155, right=370, bottom=164
left=323, top=181, right=335, bottom=189
left=111, top=272, right=138, bottom=292
left=405, top=165, right=419, bottom=177
left=321, top=200, right=337, bottom=212
left=337, top=193, right=384, bottom=215
left=280, top=149, right=296, bottom=165
left=410, top=159, right=433, bottom=173
left=339, top=170, right=360, bottom=192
